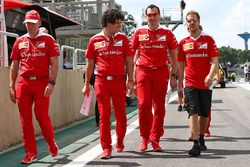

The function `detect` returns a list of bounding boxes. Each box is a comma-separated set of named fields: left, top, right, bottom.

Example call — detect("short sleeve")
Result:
left=48, top=37, right=59, bottom=57
left=123, top=36, right=133, bottom=57
left=209, top=37, right=219, bottom=57
left=131, top=29, right=139, bottom=51
left=85, top=38, right=95, bottom=60
left=167, top=30, right=178, bottom=50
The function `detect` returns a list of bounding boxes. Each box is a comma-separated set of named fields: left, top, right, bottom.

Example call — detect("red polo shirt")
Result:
left=11, top=30, right=59, bottom=78
left=85, top=31, right=133, bottom=76
left=178, top=32, right=219, bottom=90
left=131, top=25, right=178, bottom=67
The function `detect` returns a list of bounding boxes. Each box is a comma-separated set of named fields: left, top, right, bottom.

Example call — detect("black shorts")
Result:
left=184, top=87, right=212, bottom=118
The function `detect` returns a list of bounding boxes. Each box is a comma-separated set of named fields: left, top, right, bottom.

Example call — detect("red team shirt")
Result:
left=178, top=32, right=219, bottom=90
left=131, top=25, right=178, bottom=67
left=11, top=30, right=59, bottom=78
left=85, top=31, right=133, bottom=76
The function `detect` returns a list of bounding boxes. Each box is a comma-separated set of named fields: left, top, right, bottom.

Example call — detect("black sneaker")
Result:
left=199, top=140, right=207, bottom=151
left=177, top=105, right=183, bottom=111
left=183, top=104, right=187, bottom=111
left=188, top=144, right=200, bottom=157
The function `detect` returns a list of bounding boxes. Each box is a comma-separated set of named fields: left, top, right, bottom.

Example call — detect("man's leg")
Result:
left=33, top=80, right=58, bottom=157
left=16, top=79, right=37, bottom=163
left=95, top=77, right=112, bottom=158
left=111, top=79, right=127, bottom=152
left=150, top=67, right=168, bottom=150
left=189, top=114, right=200, bottom=140
left=199, top=116, right=208, bottom=135
left=184, top=87, right=201, bottom=157
left=198, top=89, right=212, bottom=151
left=205, top=109, right=211, bottom=136
left=136, top=67, right=153, bottom=151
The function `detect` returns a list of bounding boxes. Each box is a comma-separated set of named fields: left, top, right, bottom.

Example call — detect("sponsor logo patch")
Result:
left=157, top=35, right=166, bottom=41
left=18, top=42, right=29, bottom=49
left=139, top=34, right=149, bottom=41
left=37, top=42, right=45, bottom=48
left=94, top=41, right=106, bottom=49
left=183, top=42, right=194, bottom=51
left=114, top=40, right=123, bottom=46
left=198, top=42, right=208, bottom=49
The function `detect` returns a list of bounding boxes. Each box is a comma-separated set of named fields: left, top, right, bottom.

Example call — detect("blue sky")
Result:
left=116, top=0, right=250, bottom=50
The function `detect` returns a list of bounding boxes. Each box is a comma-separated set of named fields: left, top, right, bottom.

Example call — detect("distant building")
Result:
left=35, top=0, right=121, bottom=49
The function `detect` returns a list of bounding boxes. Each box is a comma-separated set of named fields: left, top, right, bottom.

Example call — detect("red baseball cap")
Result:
left=23, top=10, right=41, bottom=24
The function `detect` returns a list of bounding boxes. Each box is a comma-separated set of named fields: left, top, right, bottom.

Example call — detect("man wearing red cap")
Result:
left=9, top=10, right=59, bottom=164
left=131, top=4, right=178, bottom=152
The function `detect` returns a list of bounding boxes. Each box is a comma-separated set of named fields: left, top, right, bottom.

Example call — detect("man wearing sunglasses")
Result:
left=131, top=4, right=178, bottom=152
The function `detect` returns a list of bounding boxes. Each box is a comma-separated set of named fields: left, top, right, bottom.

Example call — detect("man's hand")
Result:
left=204, top=74, right=213, bottom=87
left=82, top=84, right=91, bottom=97
left=9, top=87, right=16, bottom=103
left=170, top=76, right=177, bottom=90
left=126, top=80, right=134, bottom=95
left=44, top=84, right=54, bottom=97
left=177, top=81, right=183, bottom=97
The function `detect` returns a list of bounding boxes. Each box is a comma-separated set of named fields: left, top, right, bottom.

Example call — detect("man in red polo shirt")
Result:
left=131, top=4, right=178, bottom=152
left=178, top=10, right=219, bottom=157
left=82, top=9, right=134, bottom=159
left=9, top=10, right=59, bottom=164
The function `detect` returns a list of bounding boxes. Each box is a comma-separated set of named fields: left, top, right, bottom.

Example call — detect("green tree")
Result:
left=218, top=46, right=250, bottom=65
left=122, top=11, right=137, bottom=37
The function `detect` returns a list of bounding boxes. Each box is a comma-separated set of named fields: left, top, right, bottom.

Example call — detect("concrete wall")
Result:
left=0, top=67, right=95, bottom=151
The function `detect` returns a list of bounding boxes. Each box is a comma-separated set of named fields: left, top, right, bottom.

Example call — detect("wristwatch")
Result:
left=48, top=80, right=56, bottom=86
left=171, top=73, right=178, bottom=79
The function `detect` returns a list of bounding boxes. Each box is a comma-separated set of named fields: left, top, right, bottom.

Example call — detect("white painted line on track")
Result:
left=64, top=93, right=178, bottom=167
left=63, top=120, right=139, bottom=167
left=233, top=81, right=250, bottom=91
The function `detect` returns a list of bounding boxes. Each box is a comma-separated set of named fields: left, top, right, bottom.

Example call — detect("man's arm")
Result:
left=169, top=48, right=178, bottom=89
left=204, top=56, right=218, bottom=87
left=169, top=48, right=178, bottom=75
left=82, top=59, right=95, bottom=96
left=177, top=61, right=185, bottom=97
left=125, top=56, right=134, bottom=94
left=49, top=56, right=59, bottom=81
left=44, top=56, right=59, bottom=97
left=9, top=60, right=20, bottom=103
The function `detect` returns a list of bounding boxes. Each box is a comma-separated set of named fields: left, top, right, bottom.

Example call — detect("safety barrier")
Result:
left=59, top=45, right=86, bottom=70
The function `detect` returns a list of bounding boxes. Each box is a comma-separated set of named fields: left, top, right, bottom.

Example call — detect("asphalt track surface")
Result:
left=1, top=81, right=250, bottom=167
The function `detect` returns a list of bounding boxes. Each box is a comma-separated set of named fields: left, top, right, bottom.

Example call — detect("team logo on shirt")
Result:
left=198, top=42, right=208, bottom=49
left=139, top=34, right=149, bottom=41
left=94, top=41, right=106, bottom=49
left=36, top=42, right=45, bottom=48
left=114, top=40, right=123, bottom=46
left=183, top=42, right=194, bottom=51
left=157, top=35, right=166, bottom=41
left=18, top=42, right=29, bottom=49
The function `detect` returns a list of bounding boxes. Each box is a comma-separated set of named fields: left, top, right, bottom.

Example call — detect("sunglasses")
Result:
left=146, top=13, right=159, bottom=17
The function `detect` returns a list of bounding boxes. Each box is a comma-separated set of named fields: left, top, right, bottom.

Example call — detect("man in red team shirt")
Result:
left=131, top=4, right=178, bottom=152
left=9, top=10, right=59, bottom=164
left=177, top=10, right=219, bottom=157
left=82, top=9, right=134, bottom=159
